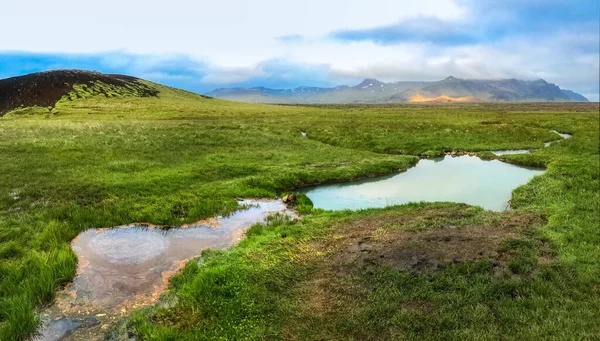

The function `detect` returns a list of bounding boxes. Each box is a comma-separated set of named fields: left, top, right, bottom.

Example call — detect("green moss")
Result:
left=3, top=106, right=51, bottom=117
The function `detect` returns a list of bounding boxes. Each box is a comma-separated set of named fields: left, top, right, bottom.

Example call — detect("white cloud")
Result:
left=0, top=0, right=464, bottom=64
left=0, top=0, right=597, bottom=98
left=312, top=33, right=598, bottom=97
left=200, top=66, right=266, bottom=85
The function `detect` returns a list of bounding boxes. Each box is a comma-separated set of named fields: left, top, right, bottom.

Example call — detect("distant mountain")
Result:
left=561, top=89, right=589, bottom=102
left=208, top=76, right=589, bottom=104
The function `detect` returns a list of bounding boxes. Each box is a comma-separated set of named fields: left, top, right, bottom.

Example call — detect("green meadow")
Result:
left=0, top=83, right=598, bottom=340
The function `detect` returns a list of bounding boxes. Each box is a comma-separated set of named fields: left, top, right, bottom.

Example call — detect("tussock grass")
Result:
left=0, top=84, right=598, bottom=340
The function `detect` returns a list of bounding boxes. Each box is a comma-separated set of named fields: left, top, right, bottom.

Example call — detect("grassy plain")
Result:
left=0, top=83, right=598, bottom=340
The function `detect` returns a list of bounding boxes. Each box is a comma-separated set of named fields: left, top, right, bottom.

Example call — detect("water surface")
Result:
left=36, top=200, right=293, bottom=341
left=299, top=155, right=544, bottom=211
left=491, top=149, right=530, bottom=156
left=492, top=130, right=572, bottom=155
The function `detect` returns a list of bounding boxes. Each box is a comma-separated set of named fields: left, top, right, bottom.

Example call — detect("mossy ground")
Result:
left=0, top=83, right=598, bottom=340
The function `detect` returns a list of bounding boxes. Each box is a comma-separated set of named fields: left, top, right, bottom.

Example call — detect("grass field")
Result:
left=0, top=82, right=598, bottom=340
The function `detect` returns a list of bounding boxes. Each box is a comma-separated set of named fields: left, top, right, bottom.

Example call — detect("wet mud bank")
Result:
left=34, top=200, right=295, bottom=341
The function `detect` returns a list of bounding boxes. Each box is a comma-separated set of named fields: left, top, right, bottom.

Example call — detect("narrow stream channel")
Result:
left=492, top=130, right=572, bottom=155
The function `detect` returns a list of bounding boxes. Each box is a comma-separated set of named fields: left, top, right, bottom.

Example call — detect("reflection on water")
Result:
left=299, top=155, right=544, bottom=212
left=491, top=149, right=530, bottom=156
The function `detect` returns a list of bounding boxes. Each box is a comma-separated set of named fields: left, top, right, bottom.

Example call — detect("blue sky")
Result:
left=1, top=0, right=598, bottom=100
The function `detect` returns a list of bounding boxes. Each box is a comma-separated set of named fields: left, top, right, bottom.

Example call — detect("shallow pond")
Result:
left=35, top=200, right=293, bottom=341
left=299, top=155, right=544, bottom=211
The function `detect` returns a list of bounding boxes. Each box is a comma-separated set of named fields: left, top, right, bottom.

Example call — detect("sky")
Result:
left=1, top=0, right=598, bottom=100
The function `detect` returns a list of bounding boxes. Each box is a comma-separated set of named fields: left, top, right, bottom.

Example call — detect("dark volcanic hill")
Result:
left=208, top=76, right=589, bottom=104
left=0, top=70, right=159, bottom=116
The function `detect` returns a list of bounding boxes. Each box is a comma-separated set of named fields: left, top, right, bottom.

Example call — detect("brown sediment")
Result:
left=111, top=259, right=192, bottom=314
left=162, top=259, right=191, bottom=286
left=445, top=151, right=478, bottom=156
left=52, top=289, right=104, bottom=316
left=182, top=217, right=221, bottom=229
left=75, top=257, right=90, bottom=276
left=114, top=288, right=163, bottom=316
left=36, top=199, right=294, bottom=341
left=230, top=228, right=248, bottom=244
left=93, top=216, right=223, bottom=234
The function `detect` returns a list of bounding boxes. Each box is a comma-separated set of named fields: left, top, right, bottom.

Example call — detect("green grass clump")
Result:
left=0, top=82, right=598, bottom=340
left=294, top=193, right=314, bottom=214
left=126, top=204, right=599, bottom=340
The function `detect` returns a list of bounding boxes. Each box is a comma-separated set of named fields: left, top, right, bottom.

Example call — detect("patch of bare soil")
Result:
left=330, top=208, right=546, bottom=275
left=0, top=69, right=159, bottom=116
left=290, top=206, right=548, bottom=328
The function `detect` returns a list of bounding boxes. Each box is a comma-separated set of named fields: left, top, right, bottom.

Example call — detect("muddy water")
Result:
left=492, top=130, right=572, bottom=155
left=35, top=200, right=293, bottom=341
left=298, top=155, right=544, bottom=212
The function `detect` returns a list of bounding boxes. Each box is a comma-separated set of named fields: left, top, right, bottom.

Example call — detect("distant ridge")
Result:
left=0, top=70, right=159, bottom=116
left=561, top=89, right=589, bottom=102
left=208, top=77, right=589, bottom=104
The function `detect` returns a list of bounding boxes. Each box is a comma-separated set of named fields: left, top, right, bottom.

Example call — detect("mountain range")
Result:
left=208, top=76, right=589, bottom=104
left=0, top=71, right=590, bottom=117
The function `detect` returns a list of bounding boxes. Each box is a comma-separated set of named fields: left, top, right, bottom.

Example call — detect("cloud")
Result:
left=200, top=66, right=266, bottom=85
left=326, top=32, right=599, bottom=99
left=0, top=0, right=597, bottom=100
left=462, top=0, right=600, bottom=25
left=0, top=52, right=340, bottom=93
left=0, top=52, right=212, bottom=91
left=0, top=0, right=464, bottom=62
left=201, top=59, right=336, bottom=89
left=276, top=35, right=305, bottom=43
left=329, top=0, right=600, bottom=46
left=330, top=16, right=480, bottom=46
